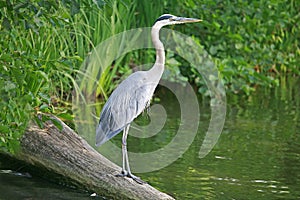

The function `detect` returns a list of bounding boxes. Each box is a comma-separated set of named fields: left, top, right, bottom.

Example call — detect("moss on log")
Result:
left=15, top=116, right=174, bottom=200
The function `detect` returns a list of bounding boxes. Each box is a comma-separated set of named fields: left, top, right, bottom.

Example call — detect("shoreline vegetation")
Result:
left=0, top=0, right=299, bottom=190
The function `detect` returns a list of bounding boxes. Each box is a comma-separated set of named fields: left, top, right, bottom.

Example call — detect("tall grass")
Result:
left=71, top=0, right=138, bottom=99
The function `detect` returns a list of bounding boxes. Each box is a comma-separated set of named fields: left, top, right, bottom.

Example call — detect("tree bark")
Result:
left=15, top=116, right=174, bottom=200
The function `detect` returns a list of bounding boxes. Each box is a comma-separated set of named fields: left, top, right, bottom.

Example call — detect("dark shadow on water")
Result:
left=0, top=154, right=103, bottom=200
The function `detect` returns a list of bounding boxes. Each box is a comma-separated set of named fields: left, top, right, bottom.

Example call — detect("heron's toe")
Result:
left=127, top=173, right=147, bottom=184
left=115, top=171, right=146, bottom=184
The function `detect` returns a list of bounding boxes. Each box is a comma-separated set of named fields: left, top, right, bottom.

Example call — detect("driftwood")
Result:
left=15, top=116, right=174, bottom=200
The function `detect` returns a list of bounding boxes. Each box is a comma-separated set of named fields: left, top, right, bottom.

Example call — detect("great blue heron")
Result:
left=96, top=14, right=201, bottom=184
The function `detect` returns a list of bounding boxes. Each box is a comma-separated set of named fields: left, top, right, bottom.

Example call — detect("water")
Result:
left=0, top=157, right=100, bottom=200
left=140, top=77, right=300, bottom=199
left=0, top=77, right=299, bottom=199
left=0, top=171, right=94, bottom=199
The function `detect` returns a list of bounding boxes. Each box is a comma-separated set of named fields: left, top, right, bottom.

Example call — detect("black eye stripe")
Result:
left=155, top=15, right=173, bottom=23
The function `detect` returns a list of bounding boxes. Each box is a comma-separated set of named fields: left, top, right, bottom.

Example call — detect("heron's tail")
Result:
left=95, top=124, right=123, bottom=146
left=95, top=125, right=109, bottom=146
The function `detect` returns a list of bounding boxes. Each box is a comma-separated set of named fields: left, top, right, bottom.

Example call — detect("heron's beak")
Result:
left=174, top=17, right=202, bottom=23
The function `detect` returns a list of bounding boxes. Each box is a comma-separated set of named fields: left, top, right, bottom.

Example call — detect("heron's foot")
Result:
left=127, top=173, right=146, bottom=184
left=115, top=170, right=128, bottom=177
left=115, top=170, right=146, bottom=184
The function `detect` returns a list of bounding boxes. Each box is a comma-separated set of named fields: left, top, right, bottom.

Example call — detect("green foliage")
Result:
left=0, top=0, right=79, bottom=153
left=167, top=0, right=300, bottom=93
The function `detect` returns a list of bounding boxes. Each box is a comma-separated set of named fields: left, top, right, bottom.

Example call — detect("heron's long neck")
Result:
left=151, top=26, right=165, bottom=65
left=148, top=26, right=165, bottom=81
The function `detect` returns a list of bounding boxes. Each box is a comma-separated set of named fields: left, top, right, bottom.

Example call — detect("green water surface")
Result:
left=139, top=77, right=300, bottom=199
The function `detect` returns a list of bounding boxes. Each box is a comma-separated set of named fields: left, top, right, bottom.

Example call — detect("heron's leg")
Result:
left=123, top=125, right=130, bottom=174
left=121, top=124, right=130, bottom=175
left=117, top=124, right=146, bottom=184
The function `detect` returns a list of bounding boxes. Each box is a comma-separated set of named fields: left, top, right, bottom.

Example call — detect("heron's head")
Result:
left=154, top=14, right=202, bottom=28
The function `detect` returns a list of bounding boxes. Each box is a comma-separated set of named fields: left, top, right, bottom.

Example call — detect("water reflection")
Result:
left=140, top=77, right=300, bottom=199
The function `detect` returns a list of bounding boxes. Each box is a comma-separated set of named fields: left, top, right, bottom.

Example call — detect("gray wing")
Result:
left=95, top=71, right=157, bottom=146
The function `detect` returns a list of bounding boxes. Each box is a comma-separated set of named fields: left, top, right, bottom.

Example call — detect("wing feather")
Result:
left=95, top=71, right=157, bottom=146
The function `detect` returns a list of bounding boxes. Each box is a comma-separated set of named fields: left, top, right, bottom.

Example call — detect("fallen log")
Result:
left=14, top=116, right=174, bottom=200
